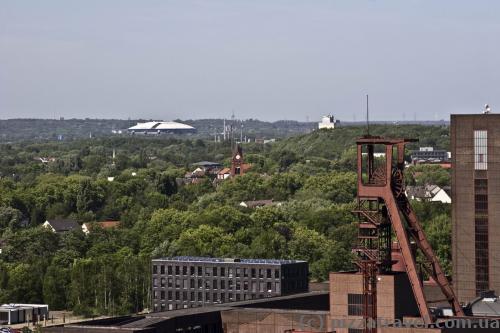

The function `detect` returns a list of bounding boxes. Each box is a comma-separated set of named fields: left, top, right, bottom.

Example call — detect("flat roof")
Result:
left=192, top=161, right=222, bottom=166
left=152, top=256, right=306, bottom=265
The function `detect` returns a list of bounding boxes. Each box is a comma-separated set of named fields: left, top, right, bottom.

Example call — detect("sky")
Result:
left=1, top=0, right=499, bottom=121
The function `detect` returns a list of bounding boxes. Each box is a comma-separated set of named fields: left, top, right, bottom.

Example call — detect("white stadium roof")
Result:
left=128, top=121, right=195, bottom=131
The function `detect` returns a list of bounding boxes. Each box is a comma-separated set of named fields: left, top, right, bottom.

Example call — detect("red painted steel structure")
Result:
left=353, top=136, right=464, bottom=332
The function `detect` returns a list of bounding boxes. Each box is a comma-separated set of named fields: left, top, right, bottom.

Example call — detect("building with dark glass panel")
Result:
left=451, top=114, right=500, bottom=304
left=151, top=257, right=308, bottom=312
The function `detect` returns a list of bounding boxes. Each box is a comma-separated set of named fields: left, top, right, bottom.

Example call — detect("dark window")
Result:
left=251, top=268, right=256, bottom=278
left=183, top=266, right=187, bottom=275
left=190, top=279, right=195, bottom=288
left=198, top=266, right=202, bottom=276
left=190, top=291, right=194, bottom=301
left=213, top=267, right=217, bottom=276
left=153, top=265, right=158, bottom=274
left=266, top=269, right=271, bottom=278
left=175, top=266, right=180, bottom=275
left=275, top=269, right=280, bottom=279
left=221, top=280, right=225, bottom=289
left=348, top=329, right=364, bottom=333
left=160, top=265, right=165, bottom=274
left=348, top=293, right=372, bottom=316
left=220, top=267, right=225, bottom=276
left=475, top=178, right=489, bottom=296
left=168, top=266, right=172, bottom=274
left=168, top=291, right=172, bottom=300
left=175, top=291, right=180, bottom=300
left=190, top=266, right=195, bottom=275
left=213, top=279, right=218, bottom=289
left=160, top=291, right=165, bottom=300
left=183, top=291, right=187, bottom=300
left=198, top=279, right=203, bottom=289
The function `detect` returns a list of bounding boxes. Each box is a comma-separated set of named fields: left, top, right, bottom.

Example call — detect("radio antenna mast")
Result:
left=366, top=94, right=370, bottom=136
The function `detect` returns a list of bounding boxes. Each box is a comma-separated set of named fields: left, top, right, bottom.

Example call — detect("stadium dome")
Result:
left=128, top=121, right=196, bottom=134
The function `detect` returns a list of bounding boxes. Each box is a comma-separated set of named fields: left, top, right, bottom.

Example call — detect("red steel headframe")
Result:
left=354, top=136, right=464, bottom=327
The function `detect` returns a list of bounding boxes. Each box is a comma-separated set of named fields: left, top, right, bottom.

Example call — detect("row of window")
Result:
left=475, top=176, right=489, bottom=296
left=153, top=278, right=280, bottom=293
left=153, top=264, right=282, bottom=279
left=153, top=289, right=275, bottom=303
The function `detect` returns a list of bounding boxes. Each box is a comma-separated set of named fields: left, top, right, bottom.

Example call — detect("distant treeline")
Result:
left=0, top=118, right=449, bottom=142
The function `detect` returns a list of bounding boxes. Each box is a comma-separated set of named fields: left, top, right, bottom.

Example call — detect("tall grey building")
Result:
left=451, top=114, right=500, bottom=303
left=152, top=257, right=308, bottom=312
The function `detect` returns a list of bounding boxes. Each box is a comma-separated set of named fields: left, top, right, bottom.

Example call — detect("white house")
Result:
left=405, top=185, right=451, bottom=204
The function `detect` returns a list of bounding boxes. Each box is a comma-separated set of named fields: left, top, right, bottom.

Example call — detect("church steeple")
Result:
left=231, top=144, right=244, bottom=176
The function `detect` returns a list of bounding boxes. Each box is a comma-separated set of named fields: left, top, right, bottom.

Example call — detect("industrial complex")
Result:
left=39, top=112, right=500, bottom=333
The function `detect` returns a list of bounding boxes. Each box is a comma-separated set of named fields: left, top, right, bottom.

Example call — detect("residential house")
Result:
left=43, top=219, right=80, bottom=233
left=82, top=221, right=121, bottom=235
left=217, top=168, right=231, bottom=180
left=405, top=185, right=451, bottom=203
left=239, top=200, right=279, bottom=209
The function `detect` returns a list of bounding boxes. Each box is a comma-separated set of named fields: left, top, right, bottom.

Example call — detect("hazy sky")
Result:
left=1, top=1, right=499, bottom=121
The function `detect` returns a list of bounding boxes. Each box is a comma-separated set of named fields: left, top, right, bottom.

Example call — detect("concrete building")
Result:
left=451, top=114, right=500, bottom=304
left=0, top=304, right=48, bottom=325
left=411, top=147, right=450, bottom=163
left=151, top=257, right=308, bottom=312
left=318, top=115, right=339, bottom=129
left=329, top=272, right=421, bottom=333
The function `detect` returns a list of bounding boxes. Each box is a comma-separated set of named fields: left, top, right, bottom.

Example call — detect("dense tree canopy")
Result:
left=0, top=124, right=452, bottom=316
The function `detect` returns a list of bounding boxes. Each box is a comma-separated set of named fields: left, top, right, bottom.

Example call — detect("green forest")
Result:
left=0, top=124, right=452, bottom=317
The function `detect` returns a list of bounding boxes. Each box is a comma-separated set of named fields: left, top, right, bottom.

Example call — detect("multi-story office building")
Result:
left=451, top=114, right=500, bottom=303
left=151, top=256, right=308, bottom=312
left=410, top=147, right=449, bottom=163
